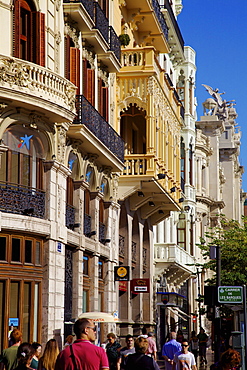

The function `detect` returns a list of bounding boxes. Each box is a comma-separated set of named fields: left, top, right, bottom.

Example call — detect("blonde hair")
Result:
left=40, top=339, right=59, bottom=370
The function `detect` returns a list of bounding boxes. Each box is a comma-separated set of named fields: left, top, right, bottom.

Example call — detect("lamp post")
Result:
left=196, top=268, right=202, bottom=329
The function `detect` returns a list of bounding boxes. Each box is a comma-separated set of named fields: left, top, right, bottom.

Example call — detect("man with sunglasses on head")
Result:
left=55, top=318, right=109, bottom=370
left=172, top=340, right=197, bottom=370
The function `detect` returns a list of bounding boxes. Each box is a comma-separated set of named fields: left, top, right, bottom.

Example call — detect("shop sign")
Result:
left=119, top=281, right=128, bottom=291
left=114, top=266, right=130, bottom=281
left=131, top=278, right=150, bottom=293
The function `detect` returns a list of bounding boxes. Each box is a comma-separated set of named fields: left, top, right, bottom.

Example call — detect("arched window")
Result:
left=0, top=125, right=47, bottom=189
left=14, top=0, right=45, bottom=66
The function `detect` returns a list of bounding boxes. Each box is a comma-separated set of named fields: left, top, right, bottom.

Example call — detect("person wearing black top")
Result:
left=125, top=337, right=159, bottom=370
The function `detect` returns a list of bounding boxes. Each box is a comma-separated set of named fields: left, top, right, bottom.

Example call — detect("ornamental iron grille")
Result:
left=0, top=182, right=45, bottom=219
left=64, top=247, right=73, bottom=321
left=66, top=203, right=75, bottom=229
left=151, top=0, right=169, bottom=41
left=84, top=213, right=91, bottom=235
left=119, top=235, right=125, bottom=258
left=94, top=2, right=109, bottom=43
left=82, top=0, right=94, bottom=19
left=109, top=26, right=121, bottom=61
left=99, top=221, right=105, bottom=242
left=74, top=95, right=124, bottom=162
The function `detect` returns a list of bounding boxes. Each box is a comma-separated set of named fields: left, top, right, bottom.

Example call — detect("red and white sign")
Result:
left=131, top=279, right=150, bottom=293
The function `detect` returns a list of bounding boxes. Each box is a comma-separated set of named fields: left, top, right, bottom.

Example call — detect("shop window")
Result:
left=25, top=240, right=32, bottom=263
left=0, top=237, right=7, bottom=261
left=82, top=290, right=89, bottom=313
left=98, top=259, right=103, bottom=279
left=14, top=0, right=45, bottom=66
left=12, top=238, right=21, bottom=262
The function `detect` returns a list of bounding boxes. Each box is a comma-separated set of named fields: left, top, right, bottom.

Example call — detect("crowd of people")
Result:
left=0, top=323, right=241, bottom=370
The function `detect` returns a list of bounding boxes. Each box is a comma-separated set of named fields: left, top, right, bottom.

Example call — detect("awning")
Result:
left=167, top=307, right=190, bottom=321
left=78, top=312, right=119, bottom=323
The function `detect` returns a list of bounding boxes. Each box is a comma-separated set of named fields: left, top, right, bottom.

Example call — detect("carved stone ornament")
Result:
left=57, top=126, right=67, bottom=162
left=0, top=57, right=33, bottom=89
left=29, top=113, right=43, bottom=128
left=64, top=83, right=76, bottom=109
left=0, top=102, right=8, bottom=114
left=98, top=69, right=108, bottom=86
left=55, top=31, right=62, bottom=45
left=54, top=0, right=61, bottom=11
left=82, top=48, right=95, bottom=69
left=64, top=23, right=80, bottom=48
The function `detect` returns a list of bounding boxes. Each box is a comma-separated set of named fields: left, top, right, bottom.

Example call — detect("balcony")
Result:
left=120, top=0, right=169, bottom=53
left=68, top=95, right=124, bottom=171
left=154, top=243, right=196, bottom=285
left=84, top=213, right=92, bottom=235
left=0, top=181, right=45, bottom=219
left=160, top=0, right=185, bottom=64
left=63, top=1, right=121, bottom=71
left=0, top=55, right=76, bottom=123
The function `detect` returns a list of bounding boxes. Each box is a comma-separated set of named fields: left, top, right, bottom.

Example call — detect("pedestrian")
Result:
left=189, top=331, right=199, bottom=364
left=117, top=335, right=135, bottom=370
left=210, top=348, right=240, bottom=370
left=176, top=330, right=184, bottom=344
left=38, top=339, right=59, bottom=370
left=0, top=329, right=22, bottom=370
left=125, top=337, right=159, bottom=370
left=106, top=333, right=121, bottom=370
left=146, top=333, right=157, bottom=360
left=30, top=342, right=42, bottom=369
left=172, top=340, right=197, bottom=370
left=64, top=335, right=74, bottom=349
left=162, top=332, right=182, bottom=370
left=54, top=318, right=109, bottom=370
left=197, top=328, right=208, bottom=365
left=15, top=343, right=35, bottom=370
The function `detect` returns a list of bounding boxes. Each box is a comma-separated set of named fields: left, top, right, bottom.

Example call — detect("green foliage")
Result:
left=198, top=215, right=247, bottom=286
left=119, top=34, right=130, bottom=46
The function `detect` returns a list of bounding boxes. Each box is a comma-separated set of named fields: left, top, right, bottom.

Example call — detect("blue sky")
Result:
left=177, top=0, right=247, bottom=190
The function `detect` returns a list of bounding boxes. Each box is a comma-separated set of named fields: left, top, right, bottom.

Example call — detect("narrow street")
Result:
left=157, top=348, right=215, bottom=369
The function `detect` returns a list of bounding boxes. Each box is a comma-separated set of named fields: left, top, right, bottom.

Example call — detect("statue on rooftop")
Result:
left=202, top=84, right=236, bottom=121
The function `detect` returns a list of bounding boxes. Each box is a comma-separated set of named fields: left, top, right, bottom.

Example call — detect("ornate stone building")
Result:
left=0, top=0, right=123, bottom=349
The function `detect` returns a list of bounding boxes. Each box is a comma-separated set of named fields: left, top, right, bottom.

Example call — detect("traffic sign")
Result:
left=218, top=286, right=243, bottom=304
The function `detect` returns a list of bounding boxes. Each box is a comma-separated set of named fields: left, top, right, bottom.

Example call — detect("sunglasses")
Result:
left=182, top=344, right=189, bottom=347
left=87, top=326, right=97, bottom=332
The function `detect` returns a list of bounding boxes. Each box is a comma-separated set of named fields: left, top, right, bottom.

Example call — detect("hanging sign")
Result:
left=131, top=278, right=150, bottom=293
left=114, top=266, right=130, bottom=281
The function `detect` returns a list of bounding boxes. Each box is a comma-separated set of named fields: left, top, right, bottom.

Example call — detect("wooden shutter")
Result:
left=69, top=47, right=80, bottom=93
left=98, top=78, right=103, bottom=115
left=82, top=58, right=88, bottom=96
left=87, top=68, right=95, bottom=106
left=102, top=86, right=108, bottom=121
left=31, top=12, right=45, bottom=66
left=13, top=0, right=21, bottom=58
left=65, top=36, right=71, bottom=80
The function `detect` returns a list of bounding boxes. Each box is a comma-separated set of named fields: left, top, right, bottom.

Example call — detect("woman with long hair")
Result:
left=30, top=342, right=42, bottom=369
left=15, top=342, right=35, bottom=370
left=38, top=339, right=59, bottom=370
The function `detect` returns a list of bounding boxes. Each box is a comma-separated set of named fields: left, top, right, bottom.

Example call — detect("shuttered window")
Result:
left=65, top=36, right=80, bottom=93
left=14, top=0, right=45, bottom=66
left=98, top=78, right=108, bottom=121
left=83, top=59, right=95, bottom=106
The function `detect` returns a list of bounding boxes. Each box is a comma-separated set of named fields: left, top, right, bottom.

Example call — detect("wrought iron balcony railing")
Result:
left=0, top=181, right=45, bottom=219
left=94, top=2, right=109, bottom=43
left=74, top=95, right=124, bottom=162
left=151, top=0, right=169, bottom=41
left=109, top=26, right=121, bottom=61
left=66, top=203, right=75, bottom=229
left=160, top=0, right=184, bottom=51
left=82, top=0, right=94, bottom=19
left=84, top=213, right=92, bottom=235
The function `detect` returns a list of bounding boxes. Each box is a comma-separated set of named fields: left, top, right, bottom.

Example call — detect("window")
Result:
left=14, top=0, right=45, bottom=66
left=180, top=139, right=185, bottom=192
left=98, top=259, right=103, bottom=279
left=189, top=144, right=193, bottom=186
left=83, top=59, right=95, bottom=106
left=177, top=214, right=186, bottom=250
left=0, top=234, right=43, bottom=266
left=82, top=290, right=89, bottom=313
left=98, top=78, right=108, bottom=121
left=1, top=125, right=47, bottom=189
left=83, top=255, right=89, bottom=275
left=65, top=36, right=80, bottom=93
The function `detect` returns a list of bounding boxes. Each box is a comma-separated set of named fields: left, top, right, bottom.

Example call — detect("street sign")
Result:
left=218, top=286, right=243, bottom=304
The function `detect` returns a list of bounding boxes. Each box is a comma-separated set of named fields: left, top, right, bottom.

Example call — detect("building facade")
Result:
left=0, top=0, right=124, bottom=349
